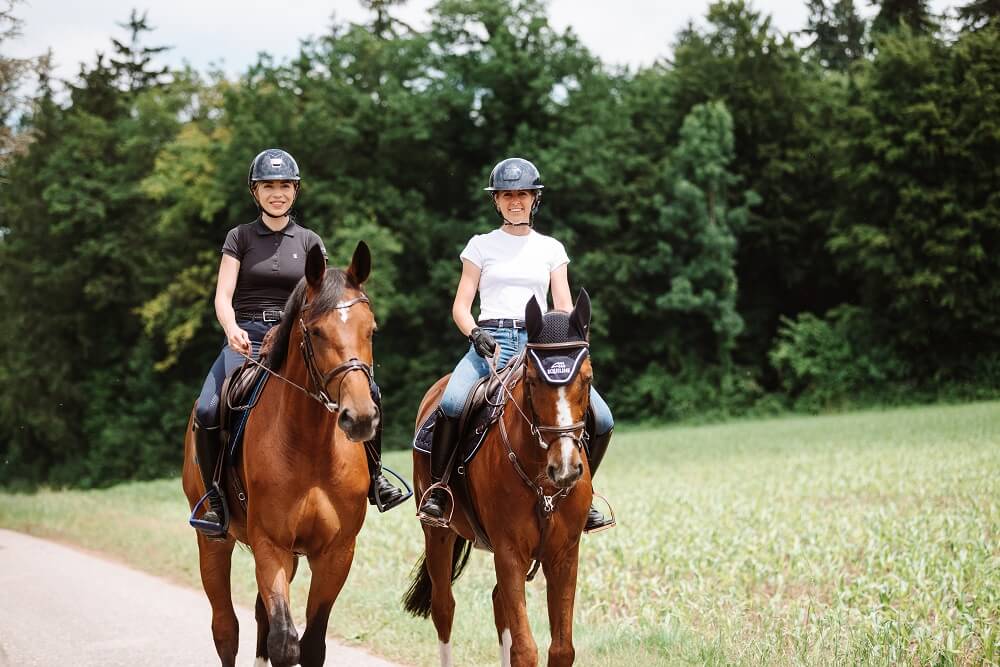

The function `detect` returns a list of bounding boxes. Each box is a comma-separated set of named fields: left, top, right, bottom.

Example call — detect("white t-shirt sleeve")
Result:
left=460, top=235, right=484, bottom=268
left=549, top=238, right=570, bottom=272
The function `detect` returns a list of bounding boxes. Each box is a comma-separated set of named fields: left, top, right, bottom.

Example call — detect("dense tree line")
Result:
left=2, top=0, right=998, bottom=487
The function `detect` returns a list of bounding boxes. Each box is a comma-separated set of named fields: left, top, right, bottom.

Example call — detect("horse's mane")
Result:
left=264, top=269, right=350, bottom=372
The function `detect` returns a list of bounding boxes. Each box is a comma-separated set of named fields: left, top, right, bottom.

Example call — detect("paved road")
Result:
left=0, top=529, right=405, bottom=666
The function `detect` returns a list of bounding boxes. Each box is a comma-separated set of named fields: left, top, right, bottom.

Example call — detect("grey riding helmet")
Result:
left=484, top=157, right=544, bottom=222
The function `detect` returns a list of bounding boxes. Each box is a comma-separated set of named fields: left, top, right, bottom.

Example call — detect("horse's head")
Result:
left=523, top=289, right=593, bottom=489
left=298, top=240, right=379, bottom=441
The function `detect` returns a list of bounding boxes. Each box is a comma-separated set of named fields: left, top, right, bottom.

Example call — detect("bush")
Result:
left=769, top=305, right=911, bottom=410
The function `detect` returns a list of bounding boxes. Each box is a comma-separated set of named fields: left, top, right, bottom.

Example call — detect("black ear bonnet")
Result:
left=527, top=311, right=589, bottom=386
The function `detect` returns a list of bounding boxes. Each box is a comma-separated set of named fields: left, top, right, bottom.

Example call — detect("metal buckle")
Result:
left=262, top=310, right=282, bottom=323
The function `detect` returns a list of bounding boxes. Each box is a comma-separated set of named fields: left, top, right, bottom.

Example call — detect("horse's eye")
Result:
left=311, top=328, right=324, bottom=339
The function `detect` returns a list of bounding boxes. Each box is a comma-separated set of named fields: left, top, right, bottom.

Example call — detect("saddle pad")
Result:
left=225, top=370, right=270, bottom=469
left=412, top=384, right=504, bottom=466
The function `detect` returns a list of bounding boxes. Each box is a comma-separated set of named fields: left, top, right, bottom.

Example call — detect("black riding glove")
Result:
left=469, top=327, right=497, bottom=358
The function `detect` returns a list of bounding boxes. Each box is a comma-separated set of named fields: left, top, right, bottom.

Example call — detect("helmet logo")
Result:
left=501, top=165, right=522, bottom=181
left=270, top=158, right=284, bottom=168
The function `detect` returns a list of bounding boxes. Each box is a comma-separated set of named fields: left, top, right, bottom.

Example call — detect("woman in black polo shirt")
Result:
left=190, top=148, right=406, bottom=538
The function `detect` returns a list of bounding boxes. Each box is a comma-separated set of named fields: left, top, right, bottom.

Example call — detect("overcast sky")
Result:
left=9, top=0, right=955, bottom=85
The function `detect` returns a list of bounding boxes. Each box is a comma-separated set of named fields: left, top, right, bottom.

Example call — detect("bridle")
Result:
left=488, top=340, right=591, bottom=509
left=492, top=340, right=590, bottom=452
left=522, top=341, right=590, bottom=452
left=298, top=295, right=375, bottom=413
left=486, top=338, right=592, bottom=580
left=238, top=295, right=375, bottom=414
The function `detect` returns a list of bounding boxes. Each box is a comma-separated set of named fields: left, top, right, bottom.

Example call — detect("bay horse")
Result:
left=182, top=241, right=379, bottom=667
left=404, top=290, right=595, bottom=667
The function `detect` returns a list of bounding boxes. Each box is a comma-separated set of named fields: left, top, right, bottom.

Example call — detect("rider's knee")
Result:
left=438, top=392, right=463, bottom=419
left=194, top=397, right=220, bottom=429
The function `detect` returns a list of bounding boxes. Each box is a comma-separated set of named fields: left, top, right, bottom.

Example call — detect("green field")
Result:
left=2, top=401, right=999, bottom=666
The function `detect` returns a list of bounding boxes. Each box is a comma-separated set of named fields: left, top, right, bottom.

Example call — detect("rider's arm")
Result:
left=550, top=263, right=572, bottom=312
left=452, top=259, right=481, bottom=337
left=215, top=254, right=251, bottom=354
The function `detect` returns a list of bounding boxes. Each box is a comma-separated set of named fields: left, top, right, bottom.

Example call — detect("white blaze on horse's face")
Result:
left=536, top=357, right=591, bottom=489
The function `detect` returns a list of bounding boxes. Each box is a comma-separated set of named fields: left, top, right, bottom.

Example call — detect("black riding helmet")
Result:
left=484, top=157, right=544, bottom=224
left=248, top=148, right=300, bottom=216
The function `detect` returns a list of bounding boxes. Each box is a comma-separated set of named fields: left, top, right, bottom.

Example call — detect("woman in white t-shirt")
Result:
left=418, top=157, right=615, bottom=532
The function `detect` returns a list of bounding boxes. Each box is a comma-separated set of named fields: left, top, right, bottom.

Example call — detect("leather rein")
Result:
left=238, top=295, right=375, bottom=414
left=487, top=340, right=591, bottom=580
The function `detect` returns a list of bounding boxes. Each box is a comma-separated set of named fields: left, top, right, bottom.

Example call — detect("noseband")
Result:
left=298, top=295, right=375, bottom=413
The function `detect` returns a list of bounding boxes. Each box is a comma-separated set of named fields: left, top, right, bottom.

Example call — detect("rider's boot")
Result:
left=192, top=420, right=229, bottom=539
left=584, top=428, right=615, bottom=533
left=418, top=409, right=459, bottom=527
left=365, top=422, right=408, bottom=512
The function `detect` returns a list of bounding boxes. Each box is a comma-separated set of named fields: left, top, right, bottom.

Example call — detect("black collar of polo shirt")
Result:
left=254, top=216, right=298, bottom=237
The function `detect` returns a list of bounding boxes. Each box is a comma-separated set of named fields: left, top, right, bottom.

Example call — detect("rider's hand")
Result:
left=469, top=327, right=497, bottom=358
left=226, top=326, right=251, bottom=355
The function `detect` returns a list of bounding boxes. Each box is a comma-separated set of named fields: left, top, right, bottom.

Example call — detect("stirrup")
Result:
left=416, top=482, right=455, bottom=529
left=584, top=491, right=616, bottom=535
left=370, top=465, right=414, bottom=513
left=188, top=485, right=230, bottom=540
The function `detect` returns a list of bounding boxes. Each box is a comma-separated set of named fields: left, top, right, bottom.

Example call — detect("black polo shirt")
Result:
left=222, top=217, right=328, bottom=314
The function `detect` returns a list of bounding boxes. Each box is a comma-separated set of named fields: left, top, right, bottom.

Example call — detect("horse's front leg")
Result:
left=494, top=548, right=538, bottom=667
left=196, top=533, right=239, bottom=666
left=252, top=537, right=300, bottom=667
left=542, top=540, right=582, bottom=667
left=299, top=542, right=357, bottom=667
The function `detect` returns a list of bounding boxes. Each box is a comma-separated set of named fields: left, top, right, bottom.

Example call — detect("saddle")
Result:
left=216, top=329, right=278, bottom=512
left=413, top=350, right=526, bottom=465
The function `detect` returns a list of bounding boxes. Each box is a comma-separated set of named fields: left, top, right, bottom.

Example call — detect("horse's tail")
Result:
left=402, top=536, right=472, bottom=618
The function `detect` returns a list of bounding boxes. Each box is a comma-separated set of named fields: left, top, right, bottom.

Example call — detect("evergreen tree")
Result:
left=871, top=0, right=937, bottom=36
left=803, top=0, right=867, bottom=70
left=831, top=27, right=1000, bottom=357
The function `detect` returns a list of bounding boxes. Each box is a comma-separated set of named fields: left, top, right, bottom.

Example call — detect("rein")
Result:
left=486, top=340, right=590, bottom=580
left=237, top=295, right=374, bottom=414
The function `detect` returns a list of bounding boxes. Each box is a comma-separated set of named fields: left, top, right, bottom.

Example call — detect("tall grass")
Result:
left=2, top=401, right=998, bottom=666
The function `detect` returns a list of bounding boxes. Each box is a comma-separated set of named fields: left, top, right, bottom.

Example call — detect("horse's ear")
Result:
left=346, top=241, right=371, bottom=287
left=569, top=288, right=591, bottom=340
left=305, top=243, right=326, bottom=290
left=525, top=295, right=544, bottom=341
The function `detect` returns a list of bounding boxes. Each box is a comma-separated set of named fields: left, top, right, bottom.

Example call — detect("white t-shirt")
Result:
left=460, top=228, right=570, bottom=321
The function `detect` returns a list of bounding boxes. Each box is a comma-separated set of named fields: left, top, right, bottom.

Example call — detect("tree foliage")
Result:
left=1, top=1, right=998, bottom=487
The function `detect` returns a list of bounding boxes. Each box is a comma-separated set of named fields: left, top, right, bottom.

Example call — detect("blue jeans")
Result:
left=195, top=320, right=273, bottom=427
left=439, top=327, right=614, bottom=435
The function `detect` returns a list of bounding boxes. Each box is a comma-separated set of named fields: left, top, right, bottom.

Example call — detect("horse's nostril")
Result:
left=547, top=465, right=557, bottom=480
left=576, top=463, right=583, bottom=476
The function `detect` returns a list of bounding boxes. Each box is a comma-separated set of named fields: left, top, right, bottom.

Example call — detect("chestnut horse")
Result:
left=404, top=291, right=595, bottom=667
left=182, top=241, right=379, bottom=667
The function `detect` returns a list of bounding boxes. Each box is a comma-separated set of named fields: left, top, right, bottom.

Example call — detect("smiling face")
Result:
left=253, top=180, right=297, bottom=218
left=493, top=189, right=536, bottom=225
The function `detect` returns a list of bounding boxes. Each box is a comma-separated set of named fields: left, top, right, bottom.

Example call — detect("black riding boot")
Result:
left=584, top=428, right=615, bottom=533
left=193, top=421, right=228, bottom=538
left=364, top=425, right=408, bottom=512
left=418, top=410, right=459, bottom=526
